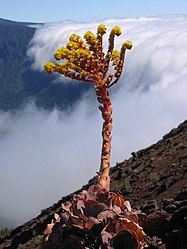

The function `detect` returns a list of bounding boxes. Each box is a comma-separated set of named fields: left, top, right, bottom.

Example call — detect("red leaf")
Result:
left=110, top=192, right=125, bottom=210
left=124, top=200, right=131, bottom=212
left=84, top=199, right=107, bottom=217
left=117, top=218, right=145, bottom=242
left=61, top=202, right=72, bottom=212
left=122, top=211, right=139, bottom=223
left=76, top=198, right=85, bottom=213
left=71, top=215, right=85, bottom=229
left=112, top=205, right=122, bottom=215
left=96, top=188, right=109, bottom=203
left=115, top=221, right=127, bottom=233
left=105, top=220, right=117, bottom=234
left=101, top=230, right=113, bottom=245
left=97, top=210, right=115, bottom=223
left=84, top=216, right=100, bottom=230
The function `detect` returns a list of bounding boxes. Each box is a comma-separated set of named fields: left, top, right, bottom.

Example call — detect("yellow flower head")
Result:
left=66, top=41, right=80, bottom=50
left=97, top=24, right=107, bottom=35
left=111, top=26, right=122, bottom=36
left=123, top=40, right=133, bottom=50
left=112, top=50, right=120, bottom=61
left=74, top=49, right=90, bottom=59
left=54, top=47, right=72, bottom=60
left=44, top=62, right=56, bottom=74
left=84, top=31, right=97, bottom=44
left=69, top=34, right=81, bottom=42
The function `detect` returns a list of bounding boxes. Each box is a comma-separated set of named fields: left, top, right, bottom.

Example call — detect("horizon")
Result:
left=0, top=0, right=187, bottom=23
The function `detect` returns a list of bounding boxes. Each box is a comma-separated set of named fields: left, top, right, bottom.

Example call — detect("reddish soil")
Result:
left=0, top=120, right=187, bottom=249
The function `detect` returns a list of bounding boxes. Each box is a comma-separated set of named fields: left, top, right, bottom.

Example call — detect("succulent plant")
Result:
left=42, top=185, right=145, bottom=249
left=44, top=24, right=132, bottom=191
left=42, top=25, right=146, bottom=249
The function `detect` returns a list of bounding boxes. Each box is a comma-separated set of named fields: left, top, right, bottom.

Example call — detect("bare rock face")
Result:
left=0, top=121, right=187, bottom=249
left=138, top=189, right=187, bottom=249
left=163, top=190, right=187, bottom=249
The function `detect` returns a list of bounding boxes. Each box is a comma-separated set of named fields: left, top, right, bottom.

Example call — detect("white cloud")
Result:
left=1, top=15, right=187, bottom=228
left=0, top=102, right=101, bottom=227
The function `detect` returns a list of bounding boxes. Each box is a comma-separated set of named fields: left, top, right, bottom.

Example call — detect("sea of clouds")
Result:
left=0, top=15, right=187, bottom=228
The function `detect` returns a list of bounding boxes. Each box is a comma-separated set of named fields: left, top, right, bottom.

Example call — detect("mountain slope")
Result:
left=0, top=19, right=35, bottom=110
left=0, top=18, right=90, bottom=111
left=0, top=120, right=186, bottom=248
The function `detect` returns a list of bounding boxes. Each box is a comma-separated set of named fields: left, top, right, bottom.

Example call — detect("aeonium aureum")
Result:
left=42, top=25, right=147, bottom=249
left=44, top=24, right=132, bottom=191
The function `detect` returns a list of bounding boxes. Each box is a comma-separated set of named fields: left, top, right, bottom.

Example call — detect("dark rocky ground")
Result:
left=0, top=120, right=187, bottom=249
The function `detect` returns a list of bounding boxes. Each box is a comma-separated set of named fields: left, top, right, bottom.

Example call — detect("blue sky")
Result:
left=0, top=0, right=187, bottom=23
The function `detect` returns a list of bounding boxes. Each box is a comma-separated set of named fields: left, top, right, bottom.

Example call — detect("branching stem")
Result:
left=96, top=85, right=112, bottom=191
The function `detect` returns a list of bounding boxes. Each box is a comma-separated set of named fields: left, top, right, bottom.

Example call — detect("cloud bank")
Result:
left=1, top=15, right=187, bottom=228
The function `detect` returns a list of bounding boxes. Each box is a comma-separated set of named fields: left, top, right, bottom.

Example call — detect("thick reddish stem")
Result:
left=96, top=85, right=112, bottom=191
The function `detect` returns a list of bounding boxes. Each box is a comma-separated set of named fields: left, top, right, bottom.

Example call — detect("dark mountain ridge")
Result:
left=0, top=120, right=186, bottom=248
left=0, top=18, right=90, bottom=111
left=0, top=18, right=41, bottom=26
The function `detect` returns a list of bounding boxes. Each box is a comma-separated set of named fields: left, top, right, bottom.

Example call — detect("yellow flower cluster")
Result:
left=111, top=26, right=122, bottom=36
left=44, top=62, right=57, bottom=74
left=44, top=24, right=132, bottom=88
left=84, top=31, right=97, bottom=46
left=97, top=24, right=107, bottom=35
left=54, top=47, right=72, bottom=60
left=123, top=40, right=133, bottom=50
left=111, top=50, right=120, bottom=65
